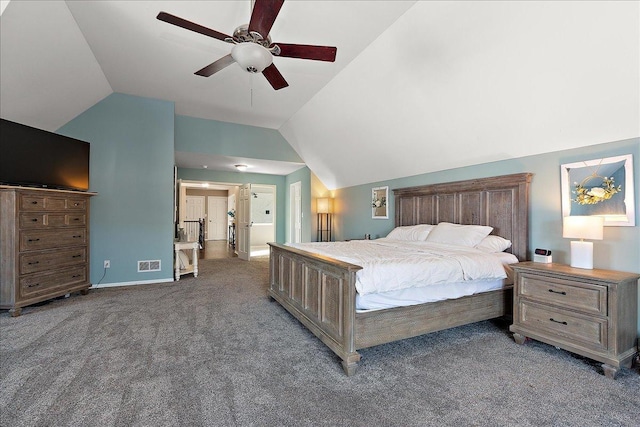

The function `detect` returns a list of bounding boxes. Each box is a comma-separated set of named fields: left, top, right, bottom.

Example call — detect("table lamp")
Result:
left=562, top=215, right=604, bottom=269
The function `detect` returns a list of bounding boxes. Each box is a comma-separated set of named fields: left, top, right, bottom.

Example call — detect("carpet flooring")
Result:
left=1, top=257, right=639, bottom=427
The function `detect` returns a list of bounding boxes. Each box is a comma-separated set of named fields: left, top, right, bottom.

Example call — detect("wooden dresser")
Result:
left=510, top=262, right=639, bottom=379
left=0, top=186, right=95, bottom=316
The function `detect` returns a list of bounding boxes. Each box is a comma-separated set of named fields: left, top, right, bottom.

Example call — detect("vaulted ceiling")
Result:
left=1, top=1, right=638, bottom=189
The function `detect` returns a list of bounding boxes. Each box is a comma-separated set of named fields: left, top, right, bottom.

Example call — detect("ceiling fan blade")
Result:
left=157, top=11, right=231, bottom=42
left=275, top=43, right=337, bottom=62
left=262, top=63, right=289, bottom=90
left=195, top=54, right=236, bottom=77
left=248, top=0, right=284, bottom=39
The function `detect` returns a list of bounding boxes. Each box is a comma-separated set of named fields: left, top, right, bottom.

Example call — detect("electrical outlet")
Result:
left=104, top=260, right=110, bottom=269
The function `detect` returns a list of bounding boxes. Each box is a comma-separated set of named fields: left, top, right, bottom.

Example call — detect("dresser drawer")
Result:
left=20, top=213, right=86, bottom=229
left=519, top=273, right=607, bottom=316
left=19, top=194, right=86, bottom=211
left=20, top=229, right=87, bottom=251
left=20, top=194, right=66, bottom=211
left=519, top=301, right=607, bottom=351
left=20, top=266, right=87, bottom=298
left=20, top=213, right=63, bottom=228
left=20, top=248, right=87, bottom=275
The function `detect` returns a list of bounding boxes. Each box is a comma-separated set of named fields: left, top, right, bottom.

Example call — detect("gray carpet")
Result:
left=1, top=257, right=639, bottom=427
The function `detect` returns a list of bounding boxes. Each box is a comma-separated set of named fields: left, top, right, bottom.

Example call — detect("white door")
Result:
left=207, top=196, right=228, bottom=240
left=290, top=181, right=302, bottom=243
left=237, top=184, right=252, bottom=261
left=185, top=196, right=205, bottom=242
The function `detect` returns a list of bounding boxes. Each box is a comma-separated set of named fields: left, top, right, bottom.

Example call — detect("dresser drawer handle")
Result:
left=28, top=238, right=40, bottom=242
left=72, top=274, right=82, bottom=278
left=549, top=318, right=568, bottom=325
left=72, top=254, right=82, bottom=258
left=28, top=261, right=40, bottom=265
left=72, top=235, right=83, bottom=238
left=27, top=283, right=40, bottom=288
left=31, top=218, right=38, bottom=222
left=73, top=202, right=80, bottom=206
left=548, top=289, right=566, bottom=295
left=31, top=201, right=38, bottom=205
left=73, top=218, right=80, bottom=221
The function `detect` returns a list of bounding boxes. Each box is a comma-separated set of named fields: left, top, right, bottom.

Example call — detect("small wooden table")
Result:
left=174, top=241, right=199, bottom=281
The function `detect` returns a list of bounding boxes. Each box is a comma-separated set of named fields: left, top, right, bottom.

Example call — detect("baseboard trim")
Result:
left=91, top=277, right=173, bottom=289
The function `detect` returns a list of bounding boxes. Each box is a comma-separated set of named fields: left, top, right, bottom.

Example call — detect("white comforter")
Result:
left=289, top=238, right=516, bottom=296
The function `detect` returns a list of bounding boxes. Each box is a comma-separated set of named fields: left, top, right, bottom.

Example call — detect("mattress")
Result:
left=289, top=239, right=517, bottom=296
left=355, top=277, right=507, bottom=312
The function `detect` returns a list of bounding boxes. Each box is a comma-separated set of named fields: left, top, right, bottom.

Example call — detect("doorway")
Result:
left=249, top=184, right=275, bottom=256
left=177, top=180, right=276, bottom=260
left=236, top=183, right=276, bottom=260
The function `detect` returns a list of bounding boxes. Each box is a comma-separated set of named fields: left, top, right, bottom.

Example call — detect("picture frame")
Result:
left=560, top=154, right=635, bottom=226
left=371, top=186, right=388, bottom=219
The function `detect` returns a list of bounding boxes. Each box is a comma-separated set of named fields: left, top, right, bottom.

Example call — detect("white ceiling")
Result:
left=174, top=151, right=305, bottom=175
left=1, top=1, right=638, bottom=189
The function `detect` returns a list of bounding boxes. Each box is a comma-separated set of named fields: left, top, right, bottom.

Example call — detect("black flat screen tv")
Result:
left=0, top=119, right=90, bottom=192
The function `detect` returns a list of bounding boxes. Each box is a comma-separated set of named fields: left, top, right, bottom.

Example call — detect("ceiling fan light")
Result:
left=235, top=164, right=248, bottom=172
left=231, top=42, right=273, bottom=73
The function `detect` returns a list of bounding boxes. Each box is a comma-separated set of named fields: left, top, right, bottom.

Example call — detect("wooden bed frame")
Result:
left=268, top=173, right=532, bottom=375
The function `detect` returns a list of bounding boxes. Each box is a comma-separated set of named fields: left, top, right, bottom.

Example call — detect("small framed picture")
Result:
left=372, top=186, right=388, bottom=219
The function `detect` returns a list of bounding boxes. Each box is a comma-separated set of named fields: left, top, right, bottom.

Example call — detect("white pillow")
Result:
left=425, top=222, right=493, bottom=247
left=386, top=224, right=434, bottom=241
left=475, top=235, right=512, bottom=253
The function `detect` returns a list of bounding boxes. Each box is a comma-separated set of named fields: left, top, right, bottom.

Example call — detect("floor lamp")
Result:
left=317, top=198, right=333, bottom=242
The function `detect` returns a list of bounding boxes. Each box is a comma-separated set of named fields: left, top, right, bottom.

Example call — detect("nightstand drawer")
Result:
left=519, top=301, right=607, bottom=351
left=519, top=273, right=607, bottom=316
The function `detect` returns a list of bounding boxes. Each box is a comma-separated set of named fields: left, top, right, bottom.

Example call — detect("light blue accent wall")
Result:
left=175, top=115, right=302, bottom=162
left=57, top=93, right=175, bottom=284
left=177, top=168, right=286, bottom=243
left=285, top=167, right=312, bottom=242
left=334, top=138, right=640, bottom=334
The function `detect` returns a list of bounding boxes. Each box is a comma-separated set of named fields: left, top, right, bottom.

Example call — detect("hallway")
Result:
left=199, top=240, right=237, bottom=260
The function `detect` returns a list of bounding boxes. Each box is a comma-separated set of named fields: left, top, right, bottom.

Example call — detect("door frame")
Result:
left=237, top=183, right=251, bottom=260
left=289, top=181, right=301, bottom=244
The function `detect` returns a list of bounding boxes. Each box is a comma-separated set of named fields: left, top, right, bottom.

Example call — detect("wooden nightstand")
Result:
left=510, top=262, right=639, bottom=379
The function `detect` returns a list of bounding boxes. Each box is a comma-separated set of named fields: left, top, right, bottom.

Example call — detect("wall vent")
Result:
left=138, top=260, right=161, bottom=272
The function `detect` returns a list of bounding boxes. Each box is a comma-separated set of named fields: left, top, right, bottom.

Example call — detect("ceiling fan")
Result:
left=157, top=0, right=337, bottom=90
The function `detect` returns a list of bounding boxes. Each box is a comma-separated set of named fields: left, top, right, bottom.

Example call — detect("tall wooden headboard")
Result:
left=393, top=173, right=533, bottom=261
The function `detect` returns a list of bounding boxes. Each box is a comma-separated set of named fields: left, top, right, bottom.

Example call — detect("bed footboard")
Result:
left=268, top=243, right=363, bottom=375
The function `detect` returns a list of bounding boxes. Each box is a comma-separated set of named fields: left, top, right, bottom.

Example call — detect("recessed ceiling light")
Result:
left=202, top=165, right=208, bottom=169
left=235, top=164, right=248, bottom=172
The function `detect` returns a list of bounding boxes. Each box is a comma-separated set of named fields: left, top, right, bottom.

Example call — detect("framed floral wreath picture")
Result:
left=561, top=154, right=635, bottom=226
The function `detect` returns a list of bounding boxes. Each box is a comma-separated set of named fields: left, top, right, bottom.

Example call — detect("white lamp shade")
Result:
left=317, top=198, right=333, bottom=214
left=562, top=216, right=604, bottom=240
left=231, top=43, right=273, bottom=73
